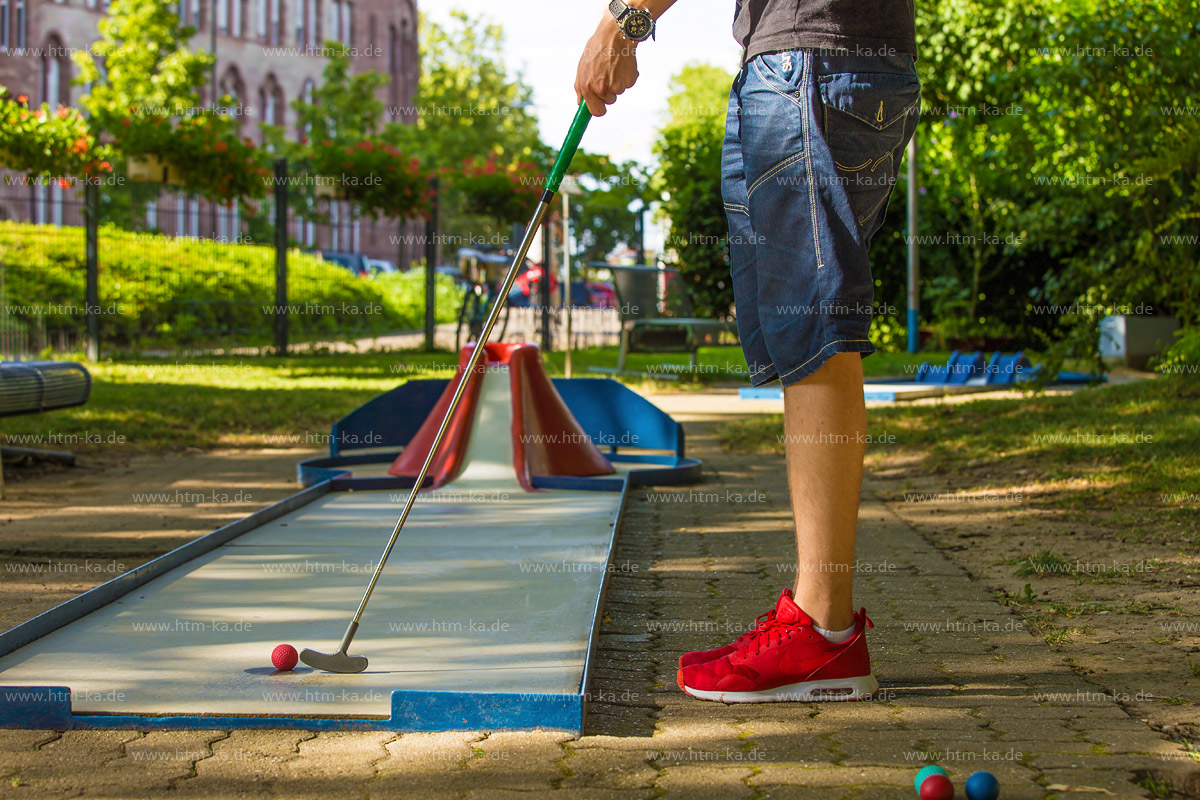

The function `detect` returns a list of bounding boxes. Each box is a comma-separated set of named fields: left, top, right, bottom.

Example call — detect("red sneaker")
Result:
left=678, top=588, right=791, bottom=669
left=677, top=590, right=878, bottom=703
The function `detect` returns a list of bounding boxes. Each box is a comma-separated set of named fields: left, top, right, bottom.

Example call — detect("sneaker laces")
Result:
left=734, top=609, right=776, bottom=644
left=738, top=615, right=800, bottom=657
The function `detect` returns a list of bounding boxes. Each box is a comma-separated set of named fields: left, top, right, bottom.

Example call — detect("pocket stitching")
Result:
left=747, top=151, right=806, bottom=200
left=752, top=59, right=804, bottom=111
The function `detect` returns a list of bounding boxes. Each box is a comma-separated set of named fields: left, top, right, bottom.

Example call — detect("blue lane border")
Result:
left=0, top=687, right=582, bottom=733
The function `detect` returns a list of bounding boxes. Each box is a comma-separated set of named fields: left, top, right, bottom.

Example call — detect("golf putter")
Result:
left=301, top=102, right=593, bottom=674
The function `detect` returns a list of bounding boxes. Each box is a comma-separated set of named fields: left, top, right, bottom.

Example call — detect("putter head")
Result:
left=300, top=647, right=369, bottom=674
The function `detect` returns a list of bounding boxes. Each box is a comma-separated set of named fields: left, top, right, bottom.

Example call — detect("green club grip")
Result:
left=546, top=102, right=592, bottom=194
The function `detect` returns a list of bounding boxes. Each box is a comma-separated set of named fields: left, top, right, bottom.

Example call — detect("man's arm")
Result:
left=575, top=0, right=680, bottom=117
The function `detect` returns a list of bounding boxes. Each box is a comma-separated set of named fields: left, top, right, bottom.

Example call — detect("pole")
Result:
left=274, top=158, right=289, bottom=356
left=424, top=176, right=439, bottom=351
left=906, top=135, right=920, bottom=354
left=636, top=201, right=646, bottom=266
left=210, top=1, right=218, bottom=109
left=563, top=190, right=573, bottom=378
left=84, top=178, right=99, bottom=361
left=540, top=214, right=552, bottom=352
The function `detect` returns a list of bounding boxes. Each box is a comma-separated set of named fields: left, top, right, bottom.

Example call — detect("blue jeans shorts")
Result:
left=723, top=49, right=921, bottom=386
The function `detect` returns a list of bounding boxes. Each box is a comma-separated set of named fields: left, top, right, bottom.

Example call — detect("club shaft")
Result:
left=340, top=196, right=555, bottom=639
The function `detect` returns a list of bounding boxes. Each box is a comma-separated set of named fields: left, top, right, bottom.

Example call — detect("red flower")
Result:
left=214, top=140, right=228, bottom=153
left=16, top=94, right=28, bottom=104
left=58, top=178, right=70, bottom=189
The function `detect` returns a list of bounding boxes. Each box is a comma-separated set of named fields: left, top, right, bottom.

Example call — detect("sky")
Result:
left=423, top=1, right=743, bottom=169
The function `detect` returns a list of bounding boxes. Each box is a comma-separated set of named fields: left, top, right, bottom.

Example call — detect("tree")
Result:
left=869, top=0, right=1200, bottom=358
left=74, top=0, right=269, bottom=202
left=396, top=11, right=546, bottom=171
left=566, top=151, right=649, bottom=268
left=380, top=12, right=548, bottom=261
left=653, top=63, right=736, bottom=319
left=264, top=45, right=429, bottom=221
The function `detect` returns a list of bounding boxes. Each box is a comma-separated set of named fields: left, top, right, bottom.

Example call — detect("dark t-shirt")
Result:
left=733, top=0, right=917, bottom=64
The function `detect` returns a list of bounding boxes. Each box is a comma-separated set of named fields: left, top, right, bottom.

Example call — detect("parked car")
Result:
left=586, top=281, right=617, bottom=309
left=319, top=251, right=368, bottom=278
left=364, top=258, right=398, bottom=277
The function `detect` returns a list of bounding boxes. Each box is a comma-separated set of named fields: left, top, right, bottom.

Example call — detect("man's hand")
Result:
left=575, top=14, right=640, bottom=117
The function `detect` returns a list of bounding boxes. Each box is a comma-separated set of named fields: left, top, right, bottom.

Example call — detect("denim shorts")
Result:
left=723, top=49, right=920, bottom=386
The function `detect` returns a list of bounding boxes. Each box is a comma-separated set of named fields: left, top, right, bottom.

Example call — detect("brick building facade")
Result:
left=0, top=0, right=424, bottom=266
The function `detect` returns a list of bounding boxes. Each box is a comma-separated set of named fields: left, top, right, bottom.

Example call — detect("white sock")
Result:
left=814, top=624, right=855, bottom=644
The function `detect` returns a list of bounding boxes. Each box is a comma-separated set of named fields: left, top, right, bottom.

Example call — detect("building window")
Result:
left=307, top=0, right=317, bottom=48
left=342, top=1, right=351, bottom=45
left=293, top=0, right=304, bottom=45
left=43, top=38, right=66, bottom=106
left=35, top=185, right=47, bottom=224
left=15, top=0, right=26, bottom=48
left=146, top=200, right=157, bottom=230
left=217, top=0, right=227, bottom=33
left=327, top=0, right=338, bottom=41
left=330, top=200, right=339, bottom=250
left=218, top=66, right=244, bottom=110
left=269, top=0, right=280, bottom=43
left=300, top=78, right=313, bottom=137
left=1, top=0, right=10, bottom=51
left=399, top=18, right=408, bottom=73
left=232, top=0, right=242, bottom=37
left=256, top=0, right=266, bottom=39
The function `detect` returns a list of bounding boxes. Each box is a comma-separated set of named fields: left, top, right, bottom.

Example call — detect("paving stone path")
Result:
left=1, top=420, right=1193, bottom=799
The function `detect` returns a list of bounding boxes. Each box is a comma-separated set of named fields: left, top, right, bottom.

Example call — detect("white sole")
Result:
left=682, top=674, right=879, bottom=704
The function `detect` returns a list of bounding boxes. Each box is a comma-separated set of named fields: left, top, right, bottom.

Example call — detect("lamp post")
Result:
left=906, top=136, right=920, bottom=354
left=559, top=176, right=583, bottom=377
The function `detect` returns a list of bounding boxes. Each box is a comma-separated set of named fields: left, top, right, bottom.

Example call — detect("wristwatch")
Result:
left=608, top=0, right=655, bottom=42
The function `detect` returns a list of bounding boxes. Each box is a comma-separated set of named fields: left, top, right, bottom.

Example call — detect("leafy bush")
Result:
left=0, top=88, right=112, bottom=177
left=0, top=222, right=457, bottom=351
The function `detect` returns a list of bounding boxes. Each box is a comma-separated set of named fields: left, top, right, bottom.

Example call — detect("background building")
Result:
left=0, top=0, right=423, bottom=266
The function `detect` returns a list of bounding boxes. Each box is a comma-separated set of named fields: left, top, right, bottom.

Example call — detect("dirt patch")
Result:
left=0, top=447, right=320, bottom=632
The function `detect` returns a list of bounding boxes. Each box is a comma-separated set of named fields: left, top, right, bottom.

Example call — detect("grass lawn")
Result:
left=0, top=346, right=945, bottom=455
left=719, top=375, right=1200, bottom=544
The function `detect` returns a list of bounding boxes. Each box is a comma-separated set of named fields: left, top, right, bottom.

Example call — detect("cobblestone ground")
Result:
left=2, top=422, right=1196, bottom=799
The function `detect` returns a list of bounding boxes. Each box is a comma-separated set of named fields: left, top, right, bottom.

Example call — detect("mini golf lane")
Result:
left=0, top=370, right=627, bottom=732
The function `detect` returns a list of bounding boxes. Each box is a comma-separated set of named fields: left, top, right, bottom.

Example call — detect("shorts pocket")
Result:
left=817, top=71, right=921, bottom=235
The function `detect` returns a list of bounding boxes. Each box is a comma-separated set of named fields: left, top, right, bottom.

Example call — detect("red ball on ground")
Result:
left=272, top=643, right=298, bottom=671
left=920, top=774, right=955, bottom=800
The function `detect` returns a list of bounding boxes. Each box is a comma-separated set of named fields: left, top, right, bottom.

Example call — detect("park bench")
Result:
left=0, top=360, right=93, bottom=494
left=590, top=263, right=738, bottom=377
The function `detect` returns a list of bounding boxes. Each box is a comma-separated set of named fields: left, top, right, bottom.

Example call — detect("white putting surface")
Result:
left=0, top=370, right=624, bottom=718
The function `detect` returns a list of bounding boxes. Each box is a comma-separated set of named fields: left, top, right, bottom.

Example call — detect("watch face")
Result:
left=624, top=10, right=653, bottom=40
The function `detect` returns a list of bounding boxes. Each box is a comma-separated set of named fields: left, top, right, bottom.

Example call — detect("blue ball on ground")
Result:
left=914, top=765, right=949, bottom=793
left=965, top=771, right=1000, bottom=800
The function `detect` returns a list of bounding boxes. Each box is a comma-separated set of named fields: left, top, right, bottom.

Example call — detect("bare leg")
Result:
left=782, top=352, right=865, bottom=632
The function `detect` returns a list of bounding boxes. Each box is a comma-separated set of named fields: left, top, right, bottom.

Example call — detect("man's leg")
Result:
left=784, top=352, right=864, bottom=633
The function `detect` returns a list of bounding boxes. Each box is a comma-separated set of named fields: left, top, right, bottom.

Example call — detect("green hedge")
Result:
left=0, top=222, right=458, bottom=350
